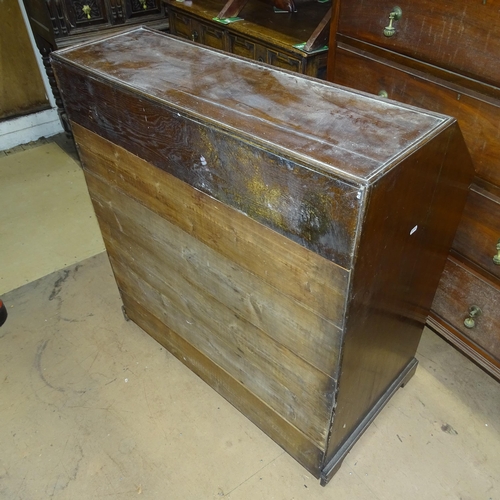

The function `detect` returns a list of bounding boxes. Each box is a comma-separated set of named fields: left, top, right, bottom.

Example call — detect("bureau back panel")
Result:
left=73, top=122, right=346, bottom=472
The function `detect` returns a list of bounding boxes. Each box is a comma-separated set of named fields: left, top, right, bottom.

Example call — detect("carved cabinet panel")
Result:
left=23, top=0, right=168, bottom=131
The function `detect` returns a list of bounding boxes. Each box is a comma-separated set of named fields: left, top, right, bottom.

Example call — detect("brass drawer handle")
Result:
left=383, top=7, right=402, bottom=37
left=82, top=4, right=92, bottom=18
left=464, top=305, right=482, bottom=329
left=493, top=239, right=500, bottom=265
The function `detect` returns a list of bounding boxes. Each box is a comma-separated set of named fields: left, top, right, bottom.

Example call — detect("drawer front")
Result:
left=267, top=49, right=303, bottom=73
left=199, top=23, right=226, bottom=50
left=432, top=258, right=500, bottom=364
left=453, top=186, right=500, bottom=281
left=126, top=0, right=163, bottom=19
left=168, top=10, right=197, bottom=40
left=228, top=35, right=267, bottom=63
left=338, top=0, right=500, bottom=87
left=165, top=10, right=226, bottom=50
left=64, top=0, right=111, bottom=31
left=228, top=35, right=311, bottom=76
left=333, top=45, right=500, bottom=187
left=229, top=35, right=304, bottom=74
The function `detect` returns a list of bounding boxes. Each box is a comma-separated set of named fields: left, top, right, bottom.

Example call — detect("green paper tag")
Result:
left=212, top=16, right=243, bottom=24
left=293, top=42, right=328, bottom=52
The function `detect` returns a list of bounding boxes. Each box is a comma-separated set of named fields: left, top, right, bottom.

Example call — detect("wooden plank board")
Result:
left=74, top=124, right=348, bottom=449
left=86, top=168, right=342, bottom=377
left=110, top=252, right=333, bottom=448
left=83, top=166, right=338, bottom=448
left=73, top=123, right=350, bottom=328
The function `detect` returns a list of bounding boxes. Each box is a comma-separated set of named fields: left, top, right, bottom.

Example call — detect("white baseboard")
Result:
left=0, top=108, right=64, bottom=151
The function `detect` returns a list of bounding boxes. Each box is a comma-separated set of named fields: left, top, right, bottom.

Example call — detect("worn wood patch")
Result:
left=110, top=252, right=333, bottom=448
left=74, top=124, right=348, bottom=449
left=74, top=123, right=350, bottom=329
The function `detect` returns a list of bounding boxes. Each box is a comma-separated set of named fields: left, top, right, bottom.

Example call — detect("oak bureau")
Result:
left=51, top=27, right=473, bottom=484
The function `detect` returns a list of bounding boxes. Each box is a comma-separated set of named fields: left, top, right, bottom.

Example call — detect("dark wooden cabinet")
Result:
left=165, top=0, right=330, bottom=78
left=26, top=0, right=167, bottom=46
left=52, top=27, right=473, bottom=484
left=22, top=0, right=168, bottom=131
left=328, top=2, right=500, bottom=380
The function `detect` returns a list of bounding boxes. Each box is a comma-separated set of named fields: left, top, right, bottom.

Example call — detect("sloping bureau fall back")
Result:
left=51, top=27, right=473, bottom=485
left=328, top=0, right=500, bottom=380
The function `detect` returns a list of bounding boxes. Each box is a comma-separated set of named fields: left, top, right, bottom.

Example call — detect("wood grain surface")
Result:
left=120, top=292, right=325, bottom=476
left=452, top=186, right=500, bottom=281
left=329, top=5, right=500, bottom=382
left=51, top=29, right=474, bottom=480
left=51, top=28, right=446, bottom=183
left=53, top=63, right=367, bottom=268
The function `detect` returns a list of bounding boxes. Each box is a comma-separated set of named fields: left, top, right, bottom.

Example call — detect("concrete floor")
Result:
left=0, top=138, right=499, bottom=499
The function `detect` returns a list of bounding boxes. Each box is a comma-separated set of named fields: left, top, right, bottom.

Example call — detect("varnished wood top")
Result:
left=52, top=27, right=451, bottom=183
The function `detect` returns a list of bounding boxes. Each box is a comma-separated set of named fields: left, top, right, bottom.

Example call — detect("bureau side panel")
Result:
left=74, top=124, right=349, bottom=475
left=324, top=123, right=474, bottom=471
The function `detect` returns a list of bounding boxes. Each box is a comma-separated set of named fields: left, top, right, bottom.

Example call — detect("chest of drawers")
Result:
left=165, top=0, right=330, bottom=78
left=51, top=27, right=473, bottom=484
left=329, top=1, right=500, bottom=380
